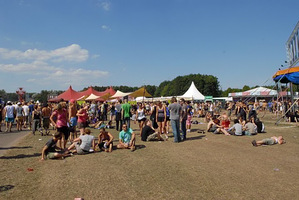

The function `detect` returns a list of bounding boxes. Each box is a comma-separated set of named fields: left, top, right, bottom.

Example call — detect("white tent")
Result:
left=110, top=90, right=132, bottom=98
left=85, top=93, right=101, bottom=100
left=228, top=86, right=277, bottom=97
left=180, top=81, right=205, bottom=100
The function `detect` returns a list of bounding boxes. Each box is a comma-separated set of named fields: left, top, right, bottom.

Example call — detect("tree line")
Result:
left=0, top=73, right=278, bottom=103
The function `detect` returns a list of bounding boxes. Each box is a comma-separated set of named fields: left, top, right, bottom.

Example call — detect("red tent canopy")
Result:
left=56, top=86, right=83, bottom=101
left=79, top=86, right=116, bottom=98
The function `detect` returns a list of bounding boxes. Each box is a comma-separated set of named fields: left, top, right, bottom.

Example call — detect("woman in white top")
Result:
left=135, top=103, right=147, bottom=135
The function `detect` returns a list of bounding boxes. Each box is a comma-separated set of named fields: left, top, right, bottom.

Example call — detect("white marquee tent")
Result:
left=180, top=81, right=205, bottom=100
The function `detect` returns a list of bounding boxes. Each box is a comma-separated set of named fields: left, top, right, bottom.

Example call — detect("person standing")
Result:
left=15, top=102, right=24, bottom=131
left=50, top=103, right=69, bottom=149
left=156, top=101, right=167, bottom=140
left=68, top=99, right=78, bottom=142
left=77, top=104, right=89, bottom=136
left=168, top=97, right=182, bottom=143
left=180, top=98, right=187, bottom=141
left=22, top=102, right=29, bottom=129
left=121, top=98, right=131, bottom=128
left=4, top=101, right=15, bottom=132
left=42, top=103, right=52, bottom=136
left=115, top=99, right=123, bottom=131
left=28, top=100, right=35, bottom=130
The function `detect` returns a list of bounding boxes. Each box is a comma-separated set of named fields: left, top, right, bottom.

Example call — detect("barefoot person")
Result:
left=40, top=132, right=69, bottom=161
left=252, top=136, right=285, bottom=147
left=117, top=123, right=136, bottom=151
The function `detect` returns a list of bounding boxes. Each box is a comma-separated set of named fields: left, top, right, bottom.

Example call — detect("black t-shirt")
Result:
left=45, top=138, right=57, bottom=154
left=141, top=125, right=155, bottom=141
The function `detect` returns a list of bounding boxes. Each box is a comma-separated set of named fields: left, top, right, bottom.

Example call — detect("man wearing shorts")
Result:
left=117, top=124, right=136, bottom=151
left=4, top=101, right=15, bottom=132
left=252, top=136, right=285, bottom=147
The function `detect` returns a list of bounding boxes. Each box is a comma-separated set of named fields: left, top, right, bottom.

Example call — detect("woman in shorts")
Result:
left=77, top=104, right=89, bottom=136
left=156, top=101, right=167, bottom=140
left=50, top=103, right=69, bottom=149
left=135, top=103, right=147, bottom=135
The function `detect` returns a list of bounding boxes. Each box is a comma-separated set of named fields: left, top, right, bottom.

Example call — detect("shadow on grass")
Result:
left=0, top=146, right=32, bottom=150
left=0, top=153, right=41, bottom=160
left=186, top=135, right=206, bottom=141
left=0, top=185, right=14, bottom=192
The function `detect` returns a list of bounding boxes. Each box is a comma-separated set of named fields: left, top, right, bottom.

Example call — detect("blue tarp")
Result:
left=273, top=71, right=299, bottom=85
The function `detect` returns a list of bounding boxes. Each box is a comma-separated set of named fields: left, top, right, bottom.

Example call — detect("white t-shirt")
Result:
left=23, top=105, right=29, bottom=116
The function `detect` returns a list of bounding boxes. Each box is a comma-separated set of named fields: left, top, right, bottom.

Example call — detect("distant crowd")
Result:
left=0, top=97, right=288, bottom=160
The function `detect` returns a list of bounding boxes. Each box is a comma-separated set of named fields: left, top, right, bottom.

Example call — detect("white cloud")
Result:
left=0, top=44, right=89, bottom=62
left=101, top=25, right=111, bottom=31
left=0, top=44, right=109, bottom=91
left=96, top=1, right=110, bottom=11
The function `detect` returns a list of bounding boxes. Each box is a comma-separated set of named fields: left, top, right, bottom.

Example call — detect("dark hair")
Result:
left=234, top=119, right=239, bottom=124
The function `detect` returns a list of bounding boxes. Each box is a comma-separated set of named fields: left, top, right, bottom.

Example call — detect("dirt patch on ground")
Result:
left=1, top=114, right=299, bottom=200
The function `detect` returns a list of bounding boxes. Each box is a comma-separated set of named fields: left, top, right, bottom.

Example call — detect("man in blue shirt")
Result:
left=117, top=123, right=136, bottom=151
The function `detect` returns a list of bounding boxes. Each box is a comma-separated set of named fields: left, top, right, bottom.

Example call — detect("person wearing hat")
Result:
left=15, top=102, right=24, bottom=131
left=4, top=101, right=15, bottom=132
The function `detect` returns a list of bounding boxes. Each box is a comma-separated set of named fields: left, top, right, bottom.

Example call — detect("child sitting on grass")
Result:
left=252, top=136, right=285, bottom=147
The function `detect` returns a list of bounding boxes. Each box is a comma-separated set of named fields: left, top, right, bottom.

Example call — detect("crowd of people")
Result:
left=0, top=97, right=287, bottom=160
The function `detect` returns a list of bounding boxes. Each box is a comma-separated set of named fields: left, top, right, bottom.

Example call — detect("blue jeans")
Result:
left=123, top=117, right=131, bottom=129
left=171, top=119, right=181, bottom=142
left=181, top=119, right=186, bottom=140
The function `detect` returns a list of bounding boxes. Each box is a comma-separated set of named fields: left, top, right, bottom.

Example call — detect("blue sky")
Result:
left=0, top=0, right=298, bottom=93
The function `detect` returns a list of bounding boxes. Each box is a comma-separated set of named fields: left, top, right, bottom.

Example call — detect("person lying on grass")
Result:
left=98, top=127, right=114, bottom=152
left=117, top=123, right=136, bottom=151
left=67, top=128, right=95, bottom=154
left=40, top=132, right=69, bottom=161
left=252, top=136, right=285, bottom=147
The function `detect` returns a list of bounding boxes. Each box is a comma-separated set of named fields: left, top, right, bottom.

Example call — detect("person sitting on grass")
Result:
left=228, top=119, right=244, bottom=136
left=141, top=119, right=161, bottom=142
left=117, top=123, right=136, bottom=151
left=98, top=127, right=114, bottom=152
left=207, top=117, right=230, bottom=136
left=243, top=118, right=257, bottom=136
left=40, top=132, right=69, bottom=161
left=67, top=128, right=95, bottom=154
left=252, top=136, right=285, bottom=147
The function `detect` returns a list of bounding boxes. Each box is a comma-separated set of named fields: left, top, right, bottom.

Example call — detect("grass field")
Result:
left=1, top=114, right=299, bottom=200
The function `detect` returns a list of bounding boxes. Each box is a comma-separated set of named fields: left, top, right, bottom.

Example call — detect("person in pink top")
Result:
left=77, top=104, right=89, bottom=136
left=50, top=103, right=69, bottom=149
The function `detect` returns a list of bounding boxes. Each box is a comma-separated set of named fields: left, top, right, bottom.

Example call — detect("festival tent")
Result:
left=55, top=86, right=82, bottom=101
left=110, top=90, right=132, bottom=98
left=130, top=87, right=152, bottom=98
left=228, top=87, right=277, bottom=100
left=79, top=86, right=116, bottom=97
left=273, top=66, right=299, bottom=84
left=180, top=81, right=205, bottom=100
left=85, top=94, right=100, bottom=101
